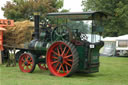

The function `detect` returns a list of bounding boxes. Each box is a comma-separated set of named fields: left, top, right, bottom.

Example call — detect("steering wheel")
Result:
left=51, top=25, right=72, bottom=41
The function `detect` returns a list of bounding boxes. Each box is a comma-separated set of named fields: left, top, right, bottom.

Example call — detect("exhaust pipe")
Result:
left=34, top=12, right=40, bottom=40
left=29, top=12, right=47, bottom=51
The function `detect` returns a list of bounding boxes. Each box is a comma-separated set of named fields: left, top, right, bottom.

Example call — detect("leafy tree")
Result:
left=2, top=0, right=63, bottom=21
left=82, top=0, right=128, bottom=37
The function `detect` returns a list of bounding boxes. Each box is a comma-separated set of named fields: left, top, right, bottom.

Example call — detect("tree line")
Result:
left=82, top=0, right=128, bottom=37
left=2, top=0, right=128, bottom=37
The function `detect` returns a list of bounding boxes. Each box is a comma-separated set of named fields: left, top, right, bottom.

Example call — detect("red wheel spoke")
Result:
left=64, top=54, right=72, bottom=58
left=64, top=49, right=70, bottom=56
left=57, top=47, right=60, bottom=56
left=62, top=46, right=67, bottom=56
left=52, top=56, right=58, bottom=59
left=25, top=55, right=28, bottom=60
left=55, top=62, right=60, bottom=70
left=61, top=64, right=65, bottom=73
left=30, top=62, right=33, bottom=64
left=29, top=58, right=32, bottom=62
left=27, top=61, right=30, bottom=64
left=66, top=59, right=73, bottom=62
left=21, top=58, right=25, bottom=62
left=52, top=50, right=59, bottom=56
left=59, top=44, right=63, bottom=53
left=51, top=60, right=58, bottom=65
left=27, top=56, right=29, bottom=60
left=57, top=64, right=62, bottom=73
left=28, top=61, right=32, bottom=65
left=65, top=64, right=69, bottom=72
left=64, top=61, right=72, bottom=67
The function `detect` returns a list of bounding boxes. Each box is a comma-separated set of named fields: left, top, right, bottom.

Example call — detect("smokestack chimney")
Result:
left=34, top=12, right=40, bottom=40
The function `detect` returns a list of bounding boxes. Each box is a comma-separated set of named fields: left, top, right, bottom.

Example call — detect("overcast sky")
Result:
left=0, top=0, right=11, bottom=19
left=0, top=0, right=83, bottom=19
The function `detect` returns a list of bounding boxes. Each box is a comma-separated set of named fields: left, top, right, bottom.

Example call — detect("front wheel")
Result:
left=46, top=41, right=79, bottom=77
left=18, top=53, right=36, bottom=73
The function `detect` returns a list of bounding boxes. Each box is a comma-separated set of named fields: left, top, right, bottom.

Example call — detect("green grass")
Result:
left=0, top=57, right=128, bottom=85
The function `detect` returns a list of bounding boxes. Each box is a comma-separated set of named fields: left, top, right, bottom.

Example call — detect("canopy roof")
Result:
left=47, top=11, right=109, bottom=20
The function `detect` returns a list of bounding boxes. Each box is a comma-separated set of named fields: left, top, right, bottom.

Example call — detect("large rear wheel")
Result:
left=18, top=53, right=36, bottom=73
left=46, top=41, right=79, bottom=77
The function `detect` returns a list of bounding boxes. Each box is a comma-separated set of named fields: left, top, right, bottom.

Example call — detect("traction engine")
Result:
left=18, top=12, right=109, bottom=77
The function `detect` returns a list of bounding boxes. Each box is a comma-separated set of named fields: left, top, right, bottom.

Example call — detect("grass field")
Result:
left=0, top=57, right=128, bottom=85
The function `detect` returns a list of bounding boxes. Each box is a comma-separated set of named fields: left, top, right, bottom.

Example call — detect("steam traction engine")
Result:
left=18, top=12, right=108, bottom=77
